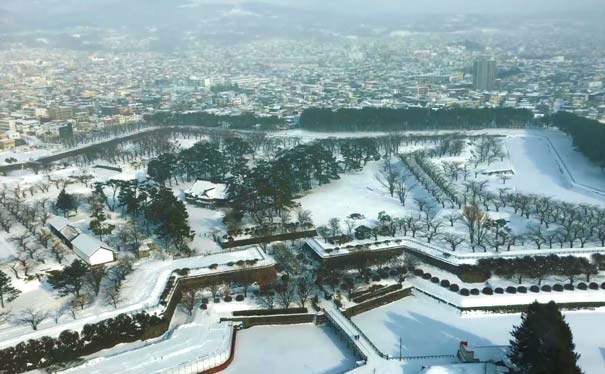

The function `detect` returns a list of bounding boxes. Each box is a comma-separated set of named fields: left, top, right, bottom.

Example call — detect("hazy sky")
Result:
left=4, top=0, right=605, bottom=15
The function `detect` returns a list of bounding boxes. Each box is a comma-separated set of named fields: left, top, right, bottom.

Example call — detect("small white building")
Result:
left=71, top=234, right=115, bottom=266
left=48, top=216, right=115, bottom=266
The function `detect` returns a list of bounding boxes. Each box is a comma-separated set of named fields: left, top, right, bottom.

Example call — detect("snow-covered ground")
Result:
left=0, top=247, right=273, bottom=349
left=499, top=135, right=604, bottom=204
left=297, top=159, right=405, bottom=227
left=353, top=294, right=605, bottom=374
left=63, top=310, right=233, bottom=374
left=224, top=324, right=357, bottom=374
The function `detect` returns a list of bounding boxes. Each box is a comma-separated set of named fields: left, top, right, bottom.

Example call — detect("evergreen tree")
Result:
left=0, top=270, right=20, bottom=308
left=509, top=301, right=583, bottom=374
left=47, top=260, right=88, bottom=297
left=89, top=202, right=115, bottom=241
left=55, top=189, right=78, bottom=217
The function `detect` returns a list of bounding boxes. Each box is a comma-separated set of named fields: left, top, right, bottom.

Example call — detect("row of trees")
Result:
left=0, top=311, right=163, bottom=374
left=476, top=255, right=598, bottom=285
left=551, top=111, right=605, bottom=167
left=145, top=111, right=283, bottom=130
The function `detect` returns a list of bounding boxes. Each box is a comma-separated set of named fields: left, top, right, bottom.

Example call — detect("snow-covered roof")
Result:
left=71, top=233, right=113, bottom=258
left=186, top=180, right=228, bottom=200
left=48, top=216, right=69, bottom=231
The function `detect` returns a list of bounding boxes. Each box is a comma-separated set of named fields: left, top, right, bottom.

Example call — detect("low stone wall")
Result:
left=343, top=287, right=413, bottom=317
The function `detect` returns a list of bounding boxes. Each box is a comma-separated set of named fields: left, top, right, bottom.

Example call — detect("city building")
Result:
left=473, top=59, right=497, bottom=91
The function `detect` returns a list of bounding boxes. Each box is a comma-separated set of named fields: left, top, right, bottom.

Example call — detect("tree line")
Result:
left=145, top=111, right=283, bottom=130
left=550, top=111, right=605, bottom=168
left=0, top=311, right=163, bottom=374
left=299, top=107, right=535, bottom=131
left=473, top=255, right=599, bottom=285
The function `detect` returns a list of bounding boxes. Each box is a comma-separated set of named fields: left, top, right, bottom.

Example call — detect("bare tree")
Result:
left=275, top=281, right=295, bottom=308
left=258, top=288, right=276, bottom=309
left=375, top=159, right=398, bottom=197
left=296, top=277, right=313, bottom=308
left=462, top=205, right=489, bottom=250
left=442, top=233, right=465, bottom=251
left=16, top=308, right=48, bottom=330
left=295, top=209, right=313, bottom=230
left=179, top=287, right=199, bottom=315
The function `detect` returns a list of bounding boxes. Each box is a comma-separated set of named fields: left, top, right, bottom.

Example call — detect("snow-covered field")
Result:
left=353, top=294, right=605, bottom=374
left=224, top=324, right=357, bottom=374
left=500, top=135, right=604, bottom=204
left=297, top=159, right=405, bottom=227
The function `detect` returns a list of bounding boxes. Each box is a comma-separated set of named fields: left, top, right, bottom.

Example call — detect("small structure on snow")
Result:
left=48, top=216, right=115, bottom=266
left=185, top=180, right=229, bottom=208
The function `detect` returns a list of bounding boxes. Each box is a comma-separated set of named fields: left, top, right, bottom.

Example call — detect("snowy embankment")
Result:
left=63, top=312, right=233, bottom=374
left=353, top=294, right=605, bottom=374
left=0, top=247, right=272, bottom=349
left=501, top=135, right=604, bottom=204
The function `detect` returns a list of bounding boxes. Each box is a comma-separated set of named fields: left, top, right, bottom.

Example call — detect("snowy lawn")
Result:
left=224, top=324, right=357, bottom=374
left=296, top=160, right=408, bottom=227
left=353, top=294, right=605, bottom=374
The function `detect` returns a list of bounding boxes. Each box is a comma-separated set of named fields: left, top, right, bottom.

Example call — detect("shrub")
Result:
left=482, top=287, right=493, bottom=295
left=601, top=282, right=605, bottom=290
left=208, top=264, right=218, bottom=270
left=530, top=285, right=540, bottom=293
left=214, top=298, right=221, bottom=303
left=389, top=269, right=399, bottom=277
left=589, top=282, right=599, bottom=290
left=227, top=261, right=234, bottom=266
left=517, top=286, right=527, bottom=294
left=470, top=288, right=480, bottom=295
left=505, top=286, right=517, bottom=294
left=460, top=288, right=470, bottom=296
left=414, top=269, right=424, bottom=276
left=440, top=279, right=450, bottom=288
left=577, top=282, right=587, bottom=290
left=200, top=303, right=207, bottom=310
left=553, top=284, right=564, bottom=292
left=564, top=284, right=574, bottom=291
left=431, top=277, right=439, bottom=284
left=494, top=287, right=504, bottom=294
left=235, top=295, right=245, bottom=301
left=541, top=285, right=551, bottom=292
left=201, top=297, right=209, bottom=304
left=449, top=284, right=459, bottom=292
left=422, top=273, right=432, bottom=280
left=236, top=260, right=245, bottom=266
left=175, top=268, right=189, bottom=276
left=371, top=274, right=381, bottom=282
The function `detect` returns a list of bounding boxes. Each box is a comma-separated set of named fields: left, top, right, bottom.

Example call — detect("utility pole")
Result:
left=399, top=336, right=402, bottom=361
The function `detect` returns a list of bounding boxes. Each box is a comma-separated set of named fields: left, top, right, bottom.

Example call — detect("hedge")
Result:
left=232, top=307, right=308, bottom=317
left=457, top=265, right=490, bottom=283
